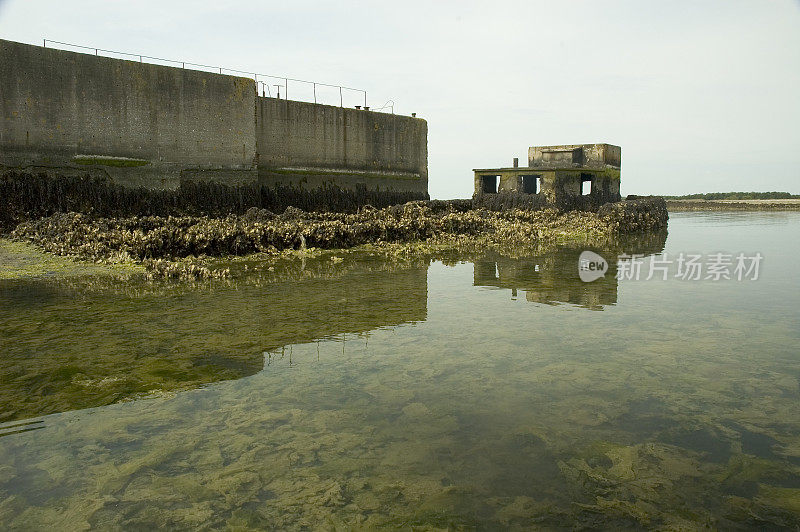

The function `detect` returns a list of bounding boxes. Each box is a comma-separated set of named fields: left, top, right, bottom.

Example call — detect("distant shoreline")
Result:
left=665, top=199, right=800, bottom=211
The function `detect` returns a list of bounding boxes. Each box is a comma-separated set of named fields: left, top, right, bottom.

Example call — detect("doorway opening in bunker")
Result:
left=581, top=173, right=593, bottom=195
left=521, top=175, right=540, bottom=194
left=481, top=175, right=499, bottom=194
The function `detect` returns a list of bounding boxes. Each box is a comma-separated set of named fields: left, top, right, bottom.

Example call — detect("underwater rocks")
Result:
left=9, top=198, right=667, bottom=279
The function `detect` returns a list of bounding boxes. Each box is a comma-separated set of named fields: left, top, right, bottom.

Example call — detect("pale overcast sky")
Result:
left=1, top=0, right=798, bottom=198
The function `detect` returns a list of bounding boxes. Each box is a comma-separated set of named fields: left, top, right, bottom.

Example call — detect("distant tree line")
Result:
left=663, top=192, right=799, bottom=200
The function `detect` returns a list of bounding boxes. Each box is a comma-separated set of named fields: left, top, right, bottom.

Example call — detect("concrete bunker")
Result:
left=473, top=143, right=621, bottom=209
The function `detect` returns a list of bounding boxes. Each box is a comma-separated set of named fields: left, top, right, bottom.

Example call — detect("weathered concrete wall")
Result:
left=1, top=39, right=428, bottom=207
left=472, top=169, right=534, bottom=195
left=529, top=144, right=620, bottom=168
left=0, top=39, right=257, bottom=188
left=472, top=167, right=620, bottom=209
left=256, top=97, right=427, bottom=196
left=550, top=169, right=621, bottom=207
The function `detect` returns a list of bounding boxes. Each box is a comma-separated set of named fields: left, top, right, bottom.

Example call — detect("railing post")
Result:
left=39, top=39, right=381, bottom=109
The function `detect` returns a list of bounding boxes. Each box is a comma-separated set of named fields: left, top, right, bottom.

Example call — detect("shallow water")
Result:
left=1, top=212, right=799, bottom=529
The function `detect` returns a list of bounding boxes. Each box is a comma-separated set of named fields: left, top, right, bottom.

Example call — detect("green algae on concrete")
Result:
left=72, top=155, right=150, bottom=167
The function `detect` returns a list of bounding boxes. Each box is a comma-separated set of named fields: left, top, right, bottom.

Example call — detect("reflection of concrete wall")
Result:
left=0, top=259, right=428, bottom=422
left=271, top=266, right=428, bottom=342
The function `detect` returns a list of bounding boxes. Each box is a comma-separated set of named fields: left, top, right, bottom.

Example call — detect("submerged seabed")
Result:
left=1, top=212, right=799, bottom=529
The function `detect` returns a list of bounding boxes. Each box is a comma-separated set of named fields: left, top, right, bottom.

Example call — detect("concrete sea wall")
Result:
left=0, top=39, right=428, bottom=216
left=0, top=39, right=257, bottom=188
left=256, top=98, right=427, bottom=195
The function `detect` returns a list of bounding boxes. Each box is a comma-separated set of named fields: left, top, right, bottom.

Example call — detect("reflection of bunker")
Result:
left=472, top=231, right=667, bottom=310
left=473, top=251, right=619, bottom=310
left=474, top=144, right=621, bottom=209
left=0, top=256, right=428, bottom=421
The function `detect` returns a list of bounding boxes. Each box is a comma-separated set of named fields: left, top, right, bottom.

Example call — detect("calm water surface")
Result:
left=1, top=212, right=799, bottom=529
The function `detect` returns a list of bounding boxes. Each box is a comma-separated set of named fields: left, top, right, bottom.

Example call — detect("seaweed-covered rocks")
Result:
left=242, top=207, right=277, bottom=222
left=599, top=196, right=668, bottom=233
left=9, top=199, right=668, bottom=279
left=0, top=170, right=430, bottom=231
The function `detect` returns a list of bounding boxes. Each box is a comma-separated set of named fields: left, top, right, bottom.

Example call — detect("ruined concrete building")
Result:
left=473, top=144, right=621, bottom=208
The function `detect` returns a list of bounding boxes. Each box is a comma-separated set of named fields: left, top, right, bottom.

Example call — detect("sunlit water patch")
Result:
left=1, top=213, right=799, bottom=528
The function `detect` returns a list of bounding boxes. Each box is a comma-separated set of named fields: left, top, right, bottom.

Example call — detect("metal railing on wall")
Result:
left=42, top=39, right=381, bottom=110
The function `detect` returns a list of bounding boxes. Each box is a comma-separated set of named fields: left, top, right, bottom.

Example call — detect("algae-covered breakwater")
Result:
left=0, top=171, right=428, bottom=232
left=9, top=197, right=667, bottom=278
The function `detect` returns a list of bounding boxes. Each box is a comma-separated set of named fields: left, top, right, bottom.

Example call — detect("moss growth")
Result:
left=0, top=238, right=142, bottom=280
left=72, top=156, right=150, bottom=167
left=264, top=167, right=420, bottom=180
